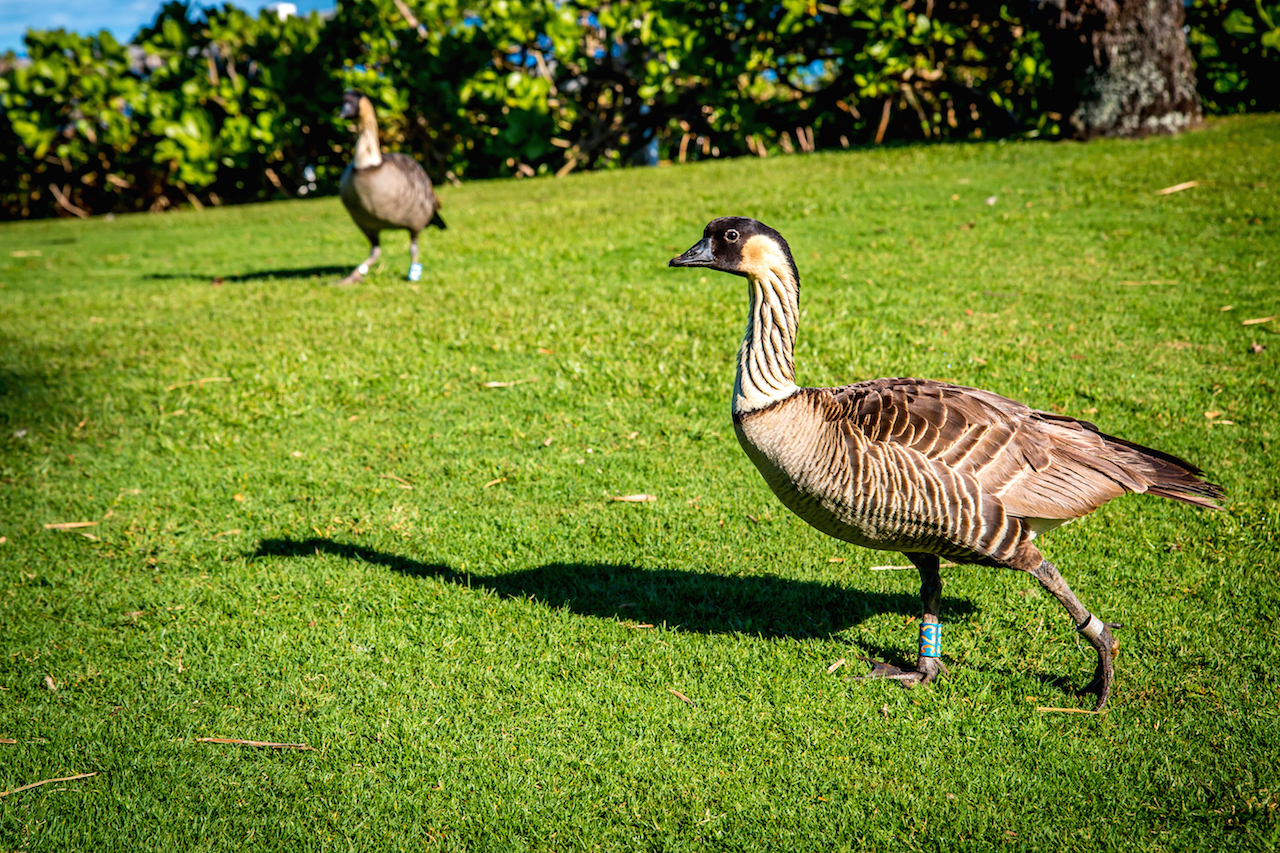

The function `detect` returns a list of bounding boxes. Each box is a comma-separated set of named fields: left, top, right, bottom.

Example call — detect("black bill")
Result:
left=668, top=237, right=715, bottom=268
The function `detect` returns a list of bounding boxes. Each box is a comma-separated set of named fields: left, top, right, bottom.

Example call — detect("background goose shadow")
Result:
left=251, top=537, right=975, bottom=647
left=145, top=266, right=348, bottom=283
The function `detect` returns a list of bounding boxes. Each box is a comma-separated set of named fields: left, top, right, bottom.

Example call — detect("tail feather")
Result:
left=1102, top=432, right=1224, bottom=510
left=430, top=210, right=447, bottom=230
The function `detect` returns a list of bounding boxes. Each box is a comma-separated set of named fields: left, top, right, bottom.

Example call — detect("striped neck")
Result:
left=353, top=99, right=383, bottom=169
left=734, top=264, right=799, bottom=414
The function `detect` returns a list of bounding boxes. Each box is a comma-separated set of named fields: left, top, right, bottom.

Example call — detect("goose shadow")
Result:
left=144, top=266, right=349, bottom=283
left=250, top=537, right=974, bottom=646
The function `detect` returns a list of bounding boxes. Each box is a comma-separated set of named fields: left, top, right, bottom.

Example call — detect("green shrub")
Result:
left=0, top=0, right=1274, bottom=219
left=1187, top=0, right=1280, bottom=114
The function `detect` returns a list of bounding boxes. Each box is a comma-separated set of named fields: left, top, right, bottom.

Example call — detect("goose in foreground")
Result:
left=337, top=90, right=445, bottom=285
left=669, top=217, right=1222, bottom=710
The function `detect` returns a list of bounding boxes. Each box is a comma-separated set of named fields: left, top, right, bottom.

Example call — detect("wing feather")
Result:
left=826, top=377, right=1220, bottom=522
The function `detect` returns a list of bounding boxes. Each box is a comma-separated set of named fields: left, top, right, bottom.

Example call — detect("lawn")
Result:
left=1, top=114, right=1278, bottom=851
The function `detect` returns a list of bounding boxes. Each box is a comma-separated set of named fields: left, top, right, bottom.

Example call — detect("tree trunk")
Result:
left=1034, top=0, right=1202, bottom=139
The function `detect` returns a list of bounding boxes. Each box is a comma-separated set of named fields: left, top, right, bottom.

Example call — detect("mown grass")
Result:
left=1, top=114, right=1278, bottom=852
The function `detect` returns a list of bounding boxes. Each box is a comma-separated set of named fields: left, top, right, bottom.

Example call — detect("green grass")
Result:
left=1, top=114, right=1278, bottom=851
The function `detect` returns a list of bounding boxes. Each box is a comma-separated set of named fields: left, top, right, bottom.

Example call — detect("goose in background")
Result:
left=337, top=90, right=445, bottom=285
left=669, top=216, right=1221, bottom=710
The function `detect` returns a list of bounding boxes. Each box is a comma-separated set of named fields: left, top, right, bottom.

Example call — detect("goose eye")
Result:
left=724, top=229, right=740, bottom=243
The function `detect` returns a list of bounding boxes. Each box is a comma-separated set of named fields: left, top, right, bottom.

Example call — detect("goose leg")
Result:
left=1026, top=558, right=1122, bottom=711
left=407, top=230, right=423, bottom=282
left=337, top=236, right=380, bottom=285
left=857, top=553, right=948, bottom=687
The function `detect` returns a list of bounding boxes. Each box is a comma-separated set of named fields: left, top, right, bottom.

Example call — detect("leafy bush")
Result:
left=1187, top=0, right=1280, bottom=114
left=0, top=0, right=1273, bottom=219
left=0, top=28, right=146, bottom=218
left=0, top=2, right=340, bottom=217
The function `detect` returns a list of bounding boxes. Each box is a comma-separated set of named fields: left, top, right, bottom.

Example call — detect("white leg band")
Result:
left=1076, top=614, right=1104, bottom=641
left=357, top=263, right=369, bottom=275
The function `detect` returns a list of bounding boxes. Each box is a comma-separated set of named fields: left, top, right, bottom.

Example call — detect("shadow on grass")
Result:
left=253, top=538, right=1105, bottom=699
left=250, top=537, right=974, bottom=643
left=144, top=265, right=348, bottom=283
left=0, top=350, right=78, bottom=433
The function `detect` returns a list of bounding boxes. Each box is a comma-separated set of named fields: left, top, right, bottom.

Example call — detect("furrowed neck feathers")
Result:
left=734, top=235, right=799, bottom=414
left=353, top=97, right=383, bottom=169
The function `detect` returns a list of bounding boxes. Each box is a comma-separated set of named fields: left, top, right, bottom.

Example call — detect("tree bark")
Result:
left=1034, top=0, right=1202, bottom=139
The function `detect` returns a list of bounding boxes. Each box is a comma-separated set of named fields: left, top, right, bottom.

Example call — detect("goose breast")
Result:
left=340, top=153, right=438, bottom=233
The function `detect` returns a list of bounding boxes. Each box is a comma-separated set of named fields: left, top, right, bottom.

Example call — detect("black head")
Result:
left=668, top=217, right=797, bottom=282
left=339, top=90, right=365, bottom=120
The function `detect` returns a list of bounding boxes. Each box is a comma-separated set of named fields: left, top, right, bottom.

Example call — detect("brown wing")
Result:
left=827, top=377, right=1220, bottom=521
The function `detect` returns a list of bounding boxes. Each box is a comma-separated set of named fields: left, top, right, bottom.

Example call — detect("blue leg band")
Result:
left=918, top=622, right=941, bottom=659
left=408, top=262, right=423, bottom=282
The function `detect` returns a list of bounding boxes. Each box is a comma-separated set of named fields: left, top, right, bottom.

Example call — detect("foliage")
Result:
left=0, top=3, right=339, bottom=218
left=0, top=28, right=146, bottom=219
left=0, top=0, right=1058, bottom=218
left=130, top=3, right=336, bottom=199
left=1, top=115, right=1278, bottom=850
left=0, top=0, right=1275, bottom=220
left=1187, top=0, right=1280, bottom=114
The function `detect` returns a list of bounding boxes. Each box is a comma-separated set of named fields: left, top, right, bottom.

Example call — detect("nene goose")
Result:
left=669, top=217, right=1221, bottom=710
left=337, top=90, right=445, bottom=285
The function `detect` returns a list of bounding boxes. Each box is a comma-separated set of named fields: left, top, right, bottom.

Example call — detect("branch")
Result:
left=48, top=184, right=89, bottom=218
left=392, top=0, right=429, bottom=40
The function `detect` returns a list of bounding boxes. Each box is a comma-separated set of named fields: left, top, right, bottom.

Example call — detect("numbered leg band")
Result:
left=918, top=622, right=941, bottom=659
left=1076, top=614, right=1104, bottom=641
left=408, top=262, right=423, bottom=282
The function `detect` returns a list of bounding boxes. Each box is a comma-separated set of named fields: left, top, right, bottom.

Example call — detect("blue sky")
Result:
left=1, top=1, right=336, bottom=54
